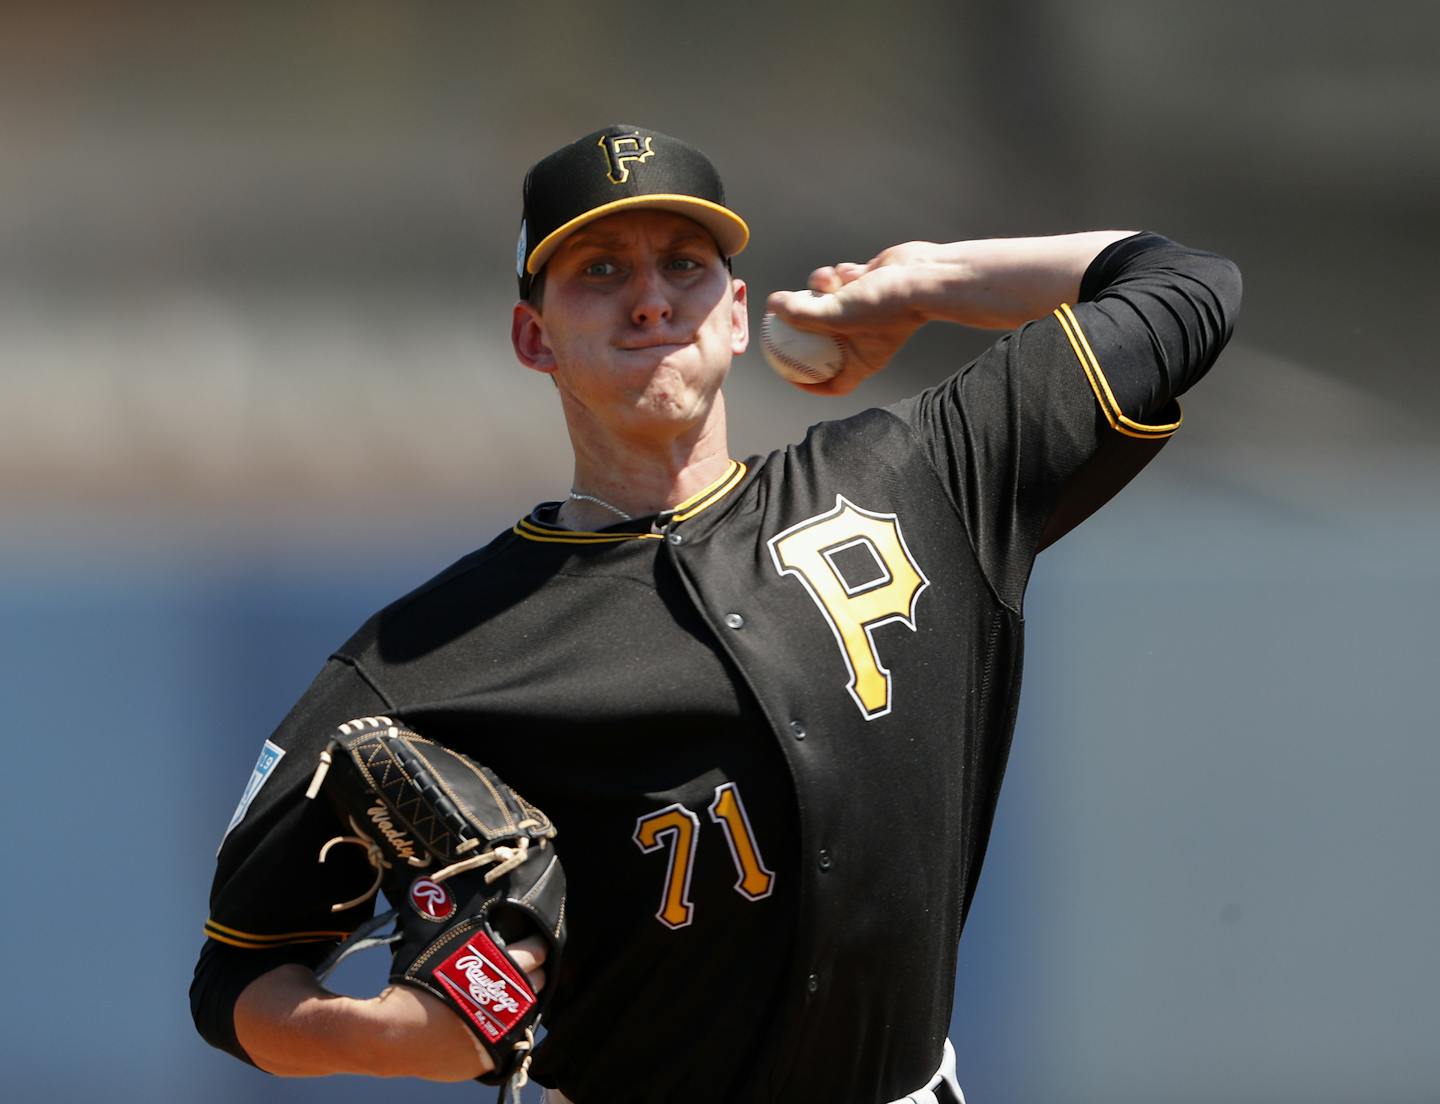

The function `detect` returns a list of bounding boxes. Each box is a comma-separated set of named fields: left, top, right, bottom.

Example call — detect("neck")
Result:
left=558, top=394, right=733, bottom=528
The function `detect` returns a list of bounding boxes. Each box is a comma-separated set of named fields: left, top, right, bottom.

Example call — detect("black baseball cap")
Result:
left=516, top=124, right=750, bottom=299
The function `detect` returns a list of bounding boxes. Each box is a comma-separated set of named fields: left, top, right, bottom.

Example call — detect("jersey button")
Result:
left=666, top=531, right=684, bottom=546
left=817, top=848, right=832, bottom=871
left=789, top=720, right=806, bottom=740
left=723, top=612, right=745, bottom=629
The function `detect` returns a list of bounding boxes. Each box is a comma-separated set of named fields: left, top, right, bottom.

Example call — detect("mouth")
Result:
left=617, top=337, right=693, bottom=353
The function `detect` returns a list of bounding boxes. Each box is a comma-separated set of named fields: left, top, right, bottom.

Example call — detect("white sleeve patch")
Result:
left=219, top=739, right=286, bottom=853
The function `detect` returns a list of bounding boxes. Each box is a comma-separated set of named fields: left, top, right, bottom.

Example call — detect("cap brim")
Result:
left=526, top=195, right=750, bottom=276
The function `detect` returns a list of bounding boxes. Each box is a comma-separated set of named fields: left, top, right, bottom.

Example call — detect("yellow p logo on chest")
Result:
left=768, top=496, right=930, bottom=720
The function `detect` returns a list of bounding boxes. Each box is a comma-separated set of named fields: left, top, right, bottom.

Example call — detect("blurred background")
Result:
left=3, top=2, right=1437, bottom=1102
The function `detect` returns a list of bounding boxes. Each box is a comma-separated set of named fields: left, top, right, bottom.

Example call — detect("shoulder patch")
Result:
left=219, top=739, right=285, bottom=851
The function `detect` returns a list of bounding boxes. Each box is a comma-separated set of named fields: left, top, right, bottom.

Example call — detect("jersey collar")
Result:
left=513, top=459, right=748, bottom=544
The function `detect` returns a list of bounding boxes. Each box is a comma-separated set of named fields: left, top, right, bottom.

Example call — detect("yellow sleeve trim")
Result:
left=203, top=918, right=350, bottom=949
left=1054, top=303, right=1181, bottom=440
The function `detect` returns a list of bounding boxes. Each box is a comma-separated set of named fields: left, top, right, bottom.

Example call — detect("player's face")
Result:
left=511, top=210, right=749, bottom=439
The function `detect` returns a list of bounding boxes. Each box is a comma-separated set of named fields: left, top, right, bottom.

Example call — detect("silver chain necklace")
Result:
left=567, top=489, right=633, bottom=522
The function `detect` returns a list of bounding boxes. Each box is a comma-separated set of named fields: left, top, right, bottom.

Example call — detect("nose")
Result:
left=630, top=264, right=672, bottom=327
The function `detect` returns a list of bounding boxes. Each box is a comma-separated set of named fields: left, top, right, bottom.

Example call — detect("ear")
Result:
left=729, top=278, right=750, bottom=357
left=512, top=301, right=556, bottom=373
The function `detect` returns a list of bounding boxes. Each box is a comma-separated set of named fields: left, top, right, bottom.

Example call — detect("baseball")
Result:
left=761, top=312, right=846, bottom=385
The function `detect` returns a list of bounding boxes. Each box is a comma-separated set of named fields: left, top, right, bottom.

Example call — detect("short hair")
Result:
left=525, top=269, right=547, bottom=311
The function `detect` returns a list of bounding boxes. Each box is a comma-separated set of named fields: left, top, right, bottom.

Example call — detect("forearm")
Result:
left=766, top=230, right=1139, bottom=395
left=234, top=963, right=490, bottom=1081
left=898, top=230, right=1138, bottom=330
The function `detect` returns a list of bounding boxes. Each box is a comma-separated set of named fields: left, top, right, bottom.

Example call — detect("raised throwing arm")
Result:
left=766, top=231, right=1138, bottom=395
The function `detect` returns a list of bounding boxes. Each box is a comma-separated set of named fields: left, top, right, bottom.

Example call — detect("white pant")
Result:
left=541, top=1040, right=965, bottom=1104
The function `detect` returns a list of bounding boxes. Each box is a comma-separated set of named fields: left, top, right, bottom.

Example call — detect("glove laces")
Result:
left=430, top=832, right=537, bottom=886
left=309, top=739, right=547, bottom=912
left=500, top=1024, right=537, bottom=1103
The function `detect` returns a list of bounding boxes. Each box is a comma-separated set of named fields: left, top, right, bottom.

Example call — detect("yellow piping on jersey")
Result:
left=670, top=460, right=747, bottom=521
left=1054, top=303, right=1181, bottom=439
left=513, top=518, right=663, bottom=544
left=512, top=460, right=747, bottom=543
left=203, top=918, right=350, bottom=949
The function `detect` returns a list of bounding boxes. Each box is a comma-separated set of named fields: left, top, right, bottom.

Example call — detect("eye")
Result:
left=583, top=260, right=619, bottom=278
left=667, top=256, right=703, bottom=272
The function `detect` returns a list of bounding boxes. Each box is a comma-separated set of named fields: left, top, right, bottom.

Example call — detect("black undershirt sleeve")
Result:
left=1034, top=232, right=1242, bottom=550
left=1071, top=231, right=1242, bottom=421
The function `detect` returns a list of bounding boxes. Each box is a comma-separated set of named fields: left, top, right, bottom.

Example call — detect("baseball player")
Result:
left=192, top=124, right=1241, bottom=1104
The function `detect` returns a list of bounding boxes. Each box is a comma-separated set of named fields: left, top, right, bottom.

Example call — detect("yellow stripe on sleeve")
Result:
left=203, top=918, right=350, bottom=949
left=1054, top=304, right=1181, bottom=439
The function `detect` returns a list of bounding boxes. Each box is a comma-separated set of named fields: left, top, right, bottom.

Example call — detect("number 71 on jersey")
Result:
left=633, top=782, right=774, bottom=928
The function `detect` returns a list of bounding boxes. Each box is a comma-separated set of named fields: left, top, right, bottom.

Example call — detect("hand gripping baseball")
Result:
left=765, top=242, right=940, bottom=396
left=305, top=716, right=566, bottom=1093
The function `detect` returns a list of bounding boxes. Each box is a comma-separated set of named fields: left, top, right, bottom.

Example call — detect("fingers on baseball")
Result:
left=806, top=261, right=865, bottom=295
left=765, top=288, right=837, bottom=327
left=765, top=288, right=807, bottom=318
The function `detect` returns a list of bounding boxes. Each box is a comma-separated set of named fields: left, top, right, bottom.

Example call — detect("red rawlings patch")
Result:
left=432, top=932, right=536, bottom=1043
left=408, top=878, right=454, bottom=922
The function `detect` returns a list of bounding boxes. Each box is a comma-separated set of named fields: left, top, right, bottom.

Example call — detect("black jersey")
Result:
left=195, top=233, right=1241, bottom=1103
